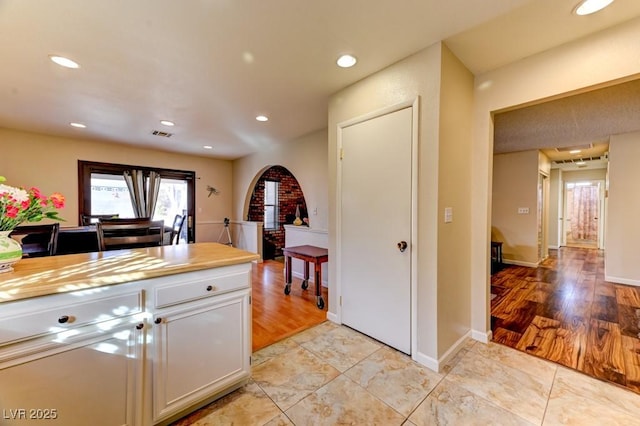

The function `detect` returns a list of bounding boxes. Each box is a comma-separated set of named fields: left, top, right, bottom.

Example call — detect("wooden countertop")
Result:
left=0, top=243, right=260, bottom=303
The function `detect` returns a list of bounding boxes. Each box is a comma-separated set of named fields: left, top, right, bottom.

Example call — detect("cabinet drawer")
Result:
left=0, top=291, right=142, bottom=346
left=154, top=270, right=250, bottom=308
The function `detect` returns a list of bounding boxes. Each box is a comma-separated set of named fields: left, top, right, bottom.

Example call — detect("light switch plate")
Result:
left=518, top=207, right=529, bottom=214
left=444, top=207, right=453, bottom=223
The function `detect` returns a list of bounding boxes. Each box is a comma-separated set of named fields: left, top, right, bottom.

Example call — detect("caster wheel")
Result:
left=301, top=280, right=309, bottom=290
left=317, top=298, right=325, bottom=310
left=284, top=285, right=291, bottom=295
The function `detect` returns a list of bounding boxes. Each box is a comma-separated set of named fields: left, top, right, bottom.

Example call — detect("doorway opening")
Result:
left=247, top=166, right=308, bottom=260
left=563, top=181, right=602, bottom=249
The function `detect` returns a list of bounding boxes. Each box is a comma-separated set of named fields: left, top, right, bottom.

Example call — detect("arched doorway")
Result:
left=247, top=166, right=308, bottom=259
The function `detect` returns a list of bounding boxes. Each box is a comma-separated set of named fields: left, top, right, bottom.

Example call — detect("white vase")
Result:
left=0, top=231, right=22, bottom=273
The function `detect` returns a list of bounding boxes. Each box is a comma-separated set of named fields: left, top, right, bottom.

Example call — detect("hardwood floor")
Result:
left=491, top=247, right=640, bottom=394
left=251, top=259, right=328, bottom=352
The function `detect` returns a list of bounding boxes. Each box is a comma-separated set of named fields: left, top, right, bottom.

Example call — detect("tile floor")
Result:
left=173, top=321, right=640, bottom=425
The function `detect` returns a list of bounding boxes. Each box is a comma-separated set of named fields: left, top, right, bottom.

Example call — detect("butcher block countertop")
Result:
left=0, top=242, right=259, bottom=303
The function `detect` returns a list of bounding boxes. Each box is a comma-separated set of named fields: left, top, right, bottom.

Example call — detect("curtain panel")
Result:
left=123, top=170, right=161, bottom=218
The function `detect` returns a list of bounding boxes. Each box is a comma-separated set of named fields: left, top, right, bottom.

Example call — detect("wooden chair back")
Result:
left=169, top=214, right=187, bottom=245
left=80, top=214, right=120, bottom=226
left=10, top=223, right=60, bottom=257
left=96, top=219, right=164, bottom=251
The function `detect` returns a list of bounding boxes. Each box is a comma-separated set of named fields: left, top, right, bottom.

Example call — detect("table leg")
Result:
left=284, top=255, right=292, bottom=295
left=315, top=262, right=324, bottom=310
left=301, top=261, right=310, bottom=290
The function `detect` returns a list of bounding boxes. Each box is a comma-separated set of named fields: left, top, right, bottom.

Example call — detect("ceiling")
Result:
left=495, top=77, right=640, bottom=165
left=2, top=1, right=640, bottom=160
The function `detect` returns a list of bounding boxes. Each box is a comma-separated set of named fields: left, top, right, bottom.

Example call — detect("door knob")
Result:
left=397, top=241, right=408, bottom=252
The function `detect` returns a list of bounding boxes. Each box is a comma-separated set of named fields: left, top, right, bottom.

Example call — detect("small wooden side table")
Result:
left=282, top=245, right=328, bottom=309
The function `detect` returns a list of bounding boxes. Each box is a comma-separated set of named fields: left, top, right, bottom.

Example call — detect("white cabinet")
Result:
left=0, top=261, right=252, bottom=426
left=150, top=290, right=251, bottom=423
left=147, top=262, right=252, bottom=424
left=0, top=287, right=145, bottom=426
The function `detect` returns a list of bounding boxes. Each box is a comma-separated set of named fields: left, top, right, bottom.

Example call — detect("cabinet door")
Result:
left=151, top=289, right=250, bottom=422
left=0, top=322, right=144, bottom=426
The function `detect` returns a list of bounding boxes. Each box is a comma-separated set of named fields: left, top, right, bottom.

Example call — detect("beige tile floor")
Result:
left=173, top=321, right=640, bottom=425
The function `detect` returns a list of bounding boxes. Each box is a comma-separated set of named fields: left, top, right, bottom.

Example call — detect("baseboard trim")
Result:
left=503, top=259, right=539, bottom=268
left=471, top=329, right=492, bottom=344
left=413, top=331, right=473, bottom=373
left=604, top=275, right=640, bottom=287
left=326, top=312, right=339, bottom=324
left=413, top=351, right=438, bottom=372
left=291, top=271, right=328, bottom=287
left=548, top=245, right=559, bottom=250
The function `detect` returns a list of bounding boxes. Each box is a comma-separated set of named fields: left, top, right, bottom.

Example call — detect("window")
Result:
left=78, top=161, right=195, bottom=242
left=264, top=180, right=278, bottom=230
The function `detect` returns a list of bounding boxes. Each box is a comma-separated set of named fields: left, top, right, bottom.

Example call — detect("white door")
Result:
left=339, top=106, right=413, bottom=354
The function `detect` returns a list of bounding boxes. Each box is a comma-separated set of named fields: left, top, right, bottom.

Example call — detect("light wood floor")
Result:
left=491, top=247, right=640, bottom=394
left=251, top=260, right=328, bottom=352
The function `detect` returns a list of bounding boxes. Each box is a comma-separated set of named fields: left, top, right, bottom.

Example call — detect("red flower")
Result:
left=6, top=205, right=19, bottom=218
left=50, top=192, right=65, bottom=209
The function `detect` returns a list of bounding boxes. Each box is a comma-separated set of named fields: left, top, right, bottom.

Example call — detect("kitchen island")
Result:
left=0, top=243, right=259, bottom=426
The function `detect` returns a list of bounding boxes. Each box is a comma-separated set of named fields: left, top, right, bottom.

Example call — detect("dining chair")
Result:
left=169, top=214, right=187, bottom=245
left=80, top=214, right=119, bottom=226
left=96, top=219, right=165, bottom=251
left=10, top=223, right=60, bottom=257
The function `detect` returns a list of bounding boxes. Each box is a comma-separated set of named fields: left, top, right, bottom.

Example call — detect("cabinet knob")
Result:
left=58, top=315, right=70, bottom=324
left=154, top=318, right=162, bottom=324
left=136, top=323, right=144, bottom=330
left=206, top=285, right=213, bottom=292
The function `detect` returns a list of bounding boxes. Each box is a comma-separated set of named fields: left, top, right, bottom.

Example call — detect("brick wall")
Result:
left=248, top=166, right=307, bottom=258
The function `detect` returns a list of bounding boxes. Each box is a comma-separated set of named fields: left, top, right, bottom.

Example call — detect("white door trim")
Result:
left=335, top=97, right=419, bottom=356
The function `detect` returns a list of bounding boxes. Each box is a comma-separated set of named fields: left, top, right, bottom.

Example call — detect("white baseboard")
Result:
left=413, top=331, right=473, bottom=373
left=413, top=351, right=439, bottom=372
left=326, top=311, right=339, bottom=324
left=503, top=259, right=539, bottom=268
left=471, top=329, right=492, bottom=344
left=604, top=275, right=640, bottom=287
left=291, top=271, right=328, bottom=287
left=548, top=245, right=559, bottom=250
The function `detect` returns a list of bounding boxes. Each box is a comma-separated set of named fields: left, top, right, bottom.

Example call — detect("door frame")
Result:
left=335, top=97, right=419, bottom=356
left=561, top=179, right=605, bottom=249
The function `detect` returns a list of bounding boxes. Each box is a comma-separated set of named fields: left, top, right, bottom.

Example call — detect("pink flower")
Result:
left=6, top=206, right=19, bottom=218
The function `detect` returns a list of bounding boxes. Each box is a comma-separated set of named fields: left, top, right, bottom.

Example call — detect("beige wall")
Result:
left=605, top=131, right=640, bottom=285
left=437, top=45, right=473, bottom=353
left=231, top=129, right=328, bottom=230
left=492, top=150, right=539, bottom=265
left=562, top=168, right=607, bottom=182
left=329, top=42, right=475, bottom=364
left=470, top=17, right=640, bottom=336
left=329, top=43, right=442, bottom=362
left=1, top=127, right=233, bottom=242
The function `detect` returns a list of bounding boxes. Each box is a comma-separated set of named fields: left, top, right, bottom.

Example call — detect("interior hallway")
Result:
left=491, top=247, right=640, bottom=394
left=173, top=321, right=640, bottom=425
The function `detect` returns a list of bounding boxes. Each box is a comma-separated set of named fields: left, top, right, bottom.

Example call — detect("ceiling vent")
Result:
left=553, top=156, right=602, bottom=164
left=151, top=130, right=173, bottom=138
left=555, top=143, right=592, bottom=152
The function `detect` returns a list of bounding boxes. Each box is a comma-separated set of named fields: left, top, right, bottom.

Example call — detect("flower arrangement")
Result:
left=0, top=176, right=65, bottom=232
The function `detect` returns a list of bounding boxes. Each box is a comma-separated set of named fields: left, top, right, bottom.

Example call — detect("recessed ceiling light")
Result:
left=336, top=54, right=357, bottom=68
left=569, top=149, right=582, bottom=154
left=160, top=120, right=175, bottom=127
left=70, top=122, right=86, bottom=128
left=50, top=55, right=80, bottom=69
left=203, top=145, right=213, bottom=150
left=256, top=115, right=269, bottom=122
left=574, top=0, right=614, bottom=16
